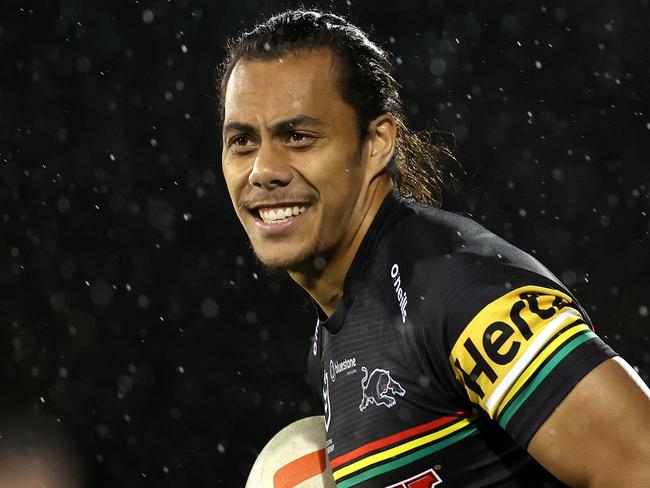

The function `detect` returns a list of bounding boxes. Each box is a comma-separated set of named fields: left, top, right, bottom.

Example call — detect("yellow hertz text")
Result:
left=449, top=285, right=582, bottom=417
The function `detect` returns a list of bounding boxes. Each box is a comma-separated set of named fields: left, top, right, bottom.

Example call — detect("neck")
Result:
left=288, top=178, right=392, bottom=317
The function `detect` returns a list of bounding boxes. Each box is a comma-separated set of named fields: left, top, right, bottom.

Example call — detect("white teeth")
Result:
left=259, top=205, right=308, bottom=223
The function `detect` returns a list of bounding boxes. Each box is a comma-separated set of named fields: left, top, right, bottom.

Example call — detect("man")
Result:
left=219, top=9, right=650, bottom=487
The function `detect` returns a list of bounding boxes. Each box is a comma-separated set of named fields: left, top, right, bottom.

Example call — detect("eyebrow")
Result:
left=223, top=115, right=325, bottom=137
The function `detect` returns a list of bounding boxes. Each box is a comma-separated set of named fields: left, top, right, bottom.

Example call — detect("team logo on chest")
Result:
left=358, top=367, right=406, bottom=411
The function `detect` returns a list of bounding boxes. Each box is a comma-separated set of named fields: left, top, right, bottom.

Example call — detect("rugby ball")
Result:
left=245, top=416, right=336, bottom=488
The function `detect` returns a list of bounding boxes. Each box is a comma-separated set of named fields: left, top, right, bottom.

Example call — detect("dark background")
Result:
left=1, top=0, right=649, bottom=486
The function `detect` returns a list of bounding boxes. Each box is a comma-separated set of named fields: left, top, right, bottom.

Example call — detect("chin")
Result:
left=252, top=243, right=321, bottom=273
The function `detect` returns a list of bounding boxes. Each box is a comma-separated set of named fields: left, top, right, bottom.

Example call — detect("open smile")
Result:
left=249, top=204, right=311, bottom=234
left=256, top=205, right=307, bottom=223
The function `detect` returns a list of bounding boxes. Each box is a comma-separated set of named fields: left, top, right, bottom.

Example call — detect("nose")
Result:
left=248, top=143, right=292, bottom=189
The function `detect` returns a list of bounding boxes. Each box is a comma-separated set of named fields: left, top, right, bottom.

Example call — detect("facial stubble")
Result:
left=248, top=231, right=329, bottom=276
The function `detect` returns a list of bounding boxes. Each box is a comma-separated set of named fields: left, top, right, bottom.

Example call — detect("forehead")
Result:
left=223, top=49, right=349, bottom=126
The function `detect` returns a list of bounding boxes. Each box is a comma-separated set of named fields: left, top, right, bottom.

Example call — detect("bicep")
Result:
left=528, top=357, right=650, bottom=488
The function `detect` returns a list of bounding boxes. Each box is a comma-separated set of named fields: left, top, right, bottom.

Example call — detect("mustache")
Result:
left=238, top=189, right=317, bottom=209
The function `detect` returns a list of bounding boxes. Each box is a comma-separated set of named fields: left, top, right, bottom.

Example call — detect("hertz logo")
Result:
left=450, top=285, right=583, bottom=417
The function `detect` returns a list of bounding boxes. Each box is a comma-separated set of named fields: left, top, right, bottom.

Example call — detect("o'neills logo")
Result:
left=329, top=357, right=357, bottom=382
left=391, top=264, right=408, bottom=324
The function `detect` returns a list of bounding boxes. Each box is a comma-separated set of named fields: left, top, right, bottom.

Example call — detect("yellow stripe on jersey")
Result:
left=332, top=415, right=478, bottom=480
left=495, top=322, right=590, bottom=418
left=449, top=285, right=583, bottom=416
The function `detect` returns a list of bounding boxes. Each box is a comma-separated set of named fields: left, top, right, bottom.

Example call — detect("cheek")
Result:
left=222, top=160, right=246, bottom=197
left=320, top=170, right=364, bottom=221
left=313, top=146, right=363, bottom=190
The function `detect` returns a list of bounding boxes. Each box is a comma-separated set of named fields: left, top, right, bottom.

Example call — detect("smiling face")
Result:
left=221, top=49, right=378, bottom=271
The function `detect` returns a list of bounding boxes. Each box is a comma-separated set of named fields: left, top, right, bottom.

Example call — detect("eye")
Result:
left=287, top=132, right=314, bottom=147
left=228, top=135, right=257, bottom=153
left=232, top=135, right=251, bottom=146
left=288, top=132, right=306, bottom=142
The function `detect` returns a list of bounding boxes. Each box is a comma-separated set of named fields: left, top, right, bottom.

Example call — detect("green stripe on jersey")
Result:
left=499, top=331, right=596, bottom=429
left=336, top=426, right=478, bottom=488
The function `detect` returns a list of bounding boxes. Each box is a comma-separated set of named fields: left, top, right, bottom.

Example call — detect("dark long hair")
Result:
left=217, top=9, right=451, bottom=207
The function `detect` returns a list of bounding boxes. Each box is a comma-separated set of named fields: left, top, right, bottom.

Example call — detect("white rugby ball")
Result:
left=245, top=416, right=336, bottom=488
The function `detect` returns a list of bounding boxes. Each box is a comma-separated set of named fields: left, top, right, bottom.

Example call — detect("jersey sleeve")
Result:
left=447, top=283, right=616, bottom=446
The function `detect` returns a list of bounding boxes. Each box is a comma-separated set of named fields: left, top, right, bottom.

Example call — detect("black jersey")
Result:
left=307, top=191, right=616, bottom=488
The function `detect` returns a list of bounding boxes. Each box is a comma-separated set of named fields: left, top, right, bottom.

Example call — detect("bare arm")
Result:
left=528, top=357, right=650, bottom=488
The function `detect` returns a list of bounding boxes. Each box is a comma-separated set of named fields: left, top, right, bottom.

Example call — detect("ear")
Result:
left=365, top=114, right=397, bottom=178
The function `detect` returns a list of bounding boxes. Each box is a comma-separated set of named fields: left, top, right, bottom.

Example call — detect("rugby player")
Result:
left=218, top=10, right=650, bottom=487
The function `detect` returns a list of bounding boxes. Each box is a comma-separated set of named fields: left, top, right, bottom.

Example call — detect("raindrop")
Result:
left=97, top=425, right=109, bottom=438
left=142, top=9, right=154, bottom=24
left=201, top=298, right=219, bottom=318
left=554, top=7, right=568, bottom=21
left=313, top=256, right=326, bottom=270
left=137, top=295, right=150, bottom=309
left=77, top=57, right=91, bottom=73
left=429, top=57, right=447, bottom=77
left=56, top=197, right=71, bottom=213
left=561, top=270, right=577, bottom=287
left=118, top=375, right=133, bottom=394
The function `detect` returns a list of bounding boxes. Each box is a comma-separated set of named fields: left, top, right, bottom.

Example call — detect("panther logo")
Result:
left=358, top=367, right=406, bottom=411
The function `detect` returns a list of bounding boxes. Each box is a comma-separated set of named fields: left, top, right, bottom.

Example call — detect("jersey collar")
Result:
left=316, top=190, right=404, bottom=334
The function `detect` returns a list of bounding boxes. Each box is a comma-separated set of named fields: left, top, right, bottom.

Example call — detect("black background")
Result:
left=1, top=0, right=649, bottom=486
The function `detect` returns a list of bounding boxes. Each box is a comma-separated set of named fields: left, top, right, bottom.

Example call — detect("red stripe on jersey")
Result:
left=329, top=412, right=467, bottom=470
